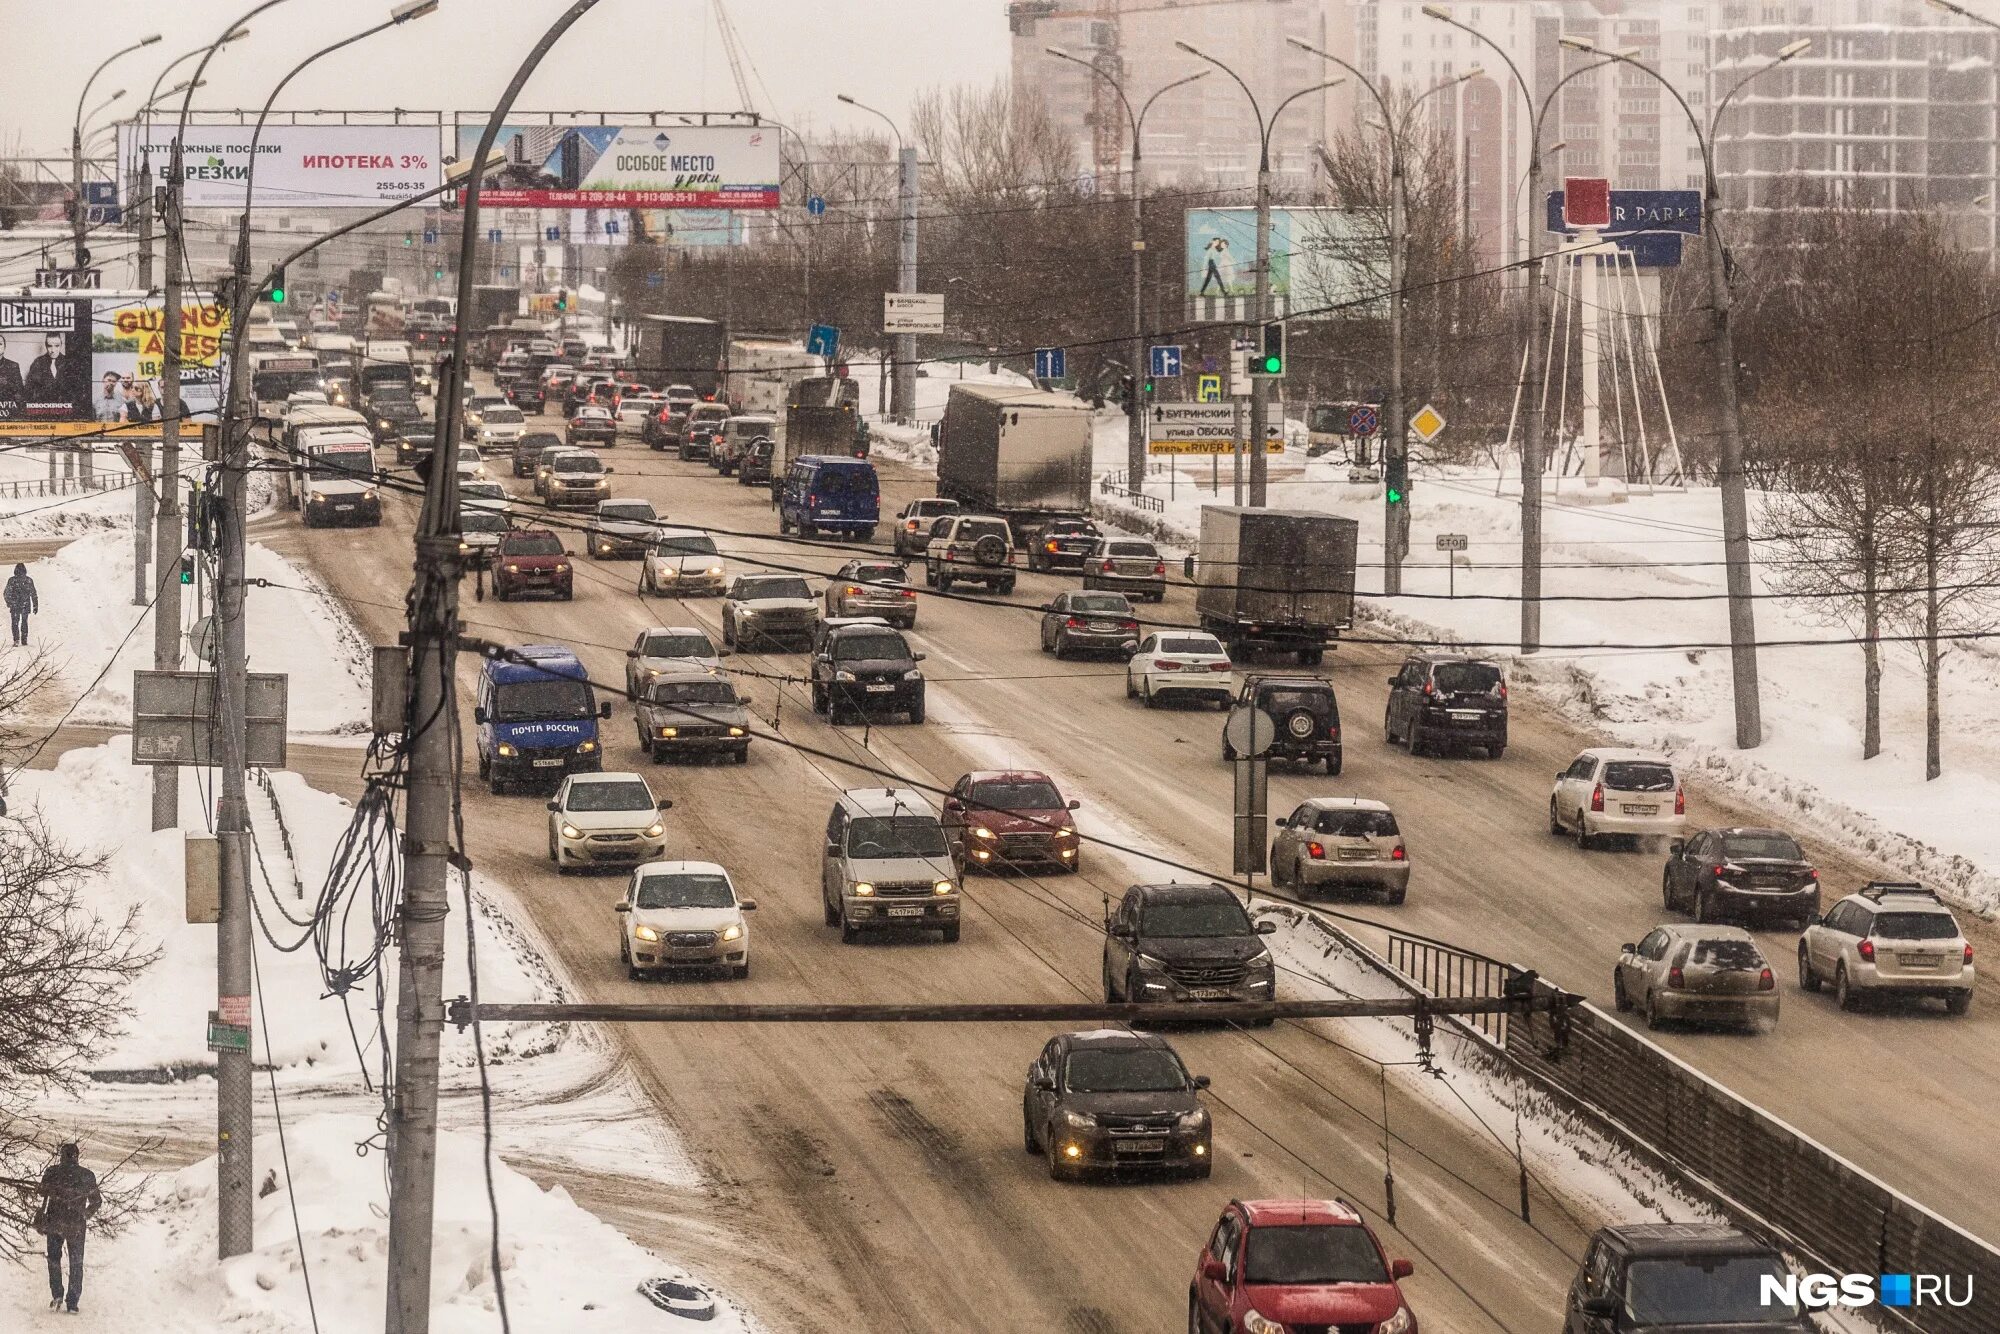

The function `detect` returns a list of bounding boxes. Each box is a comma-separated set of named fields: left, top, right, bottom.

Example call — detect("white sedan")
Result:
left=617, top=394, right=664, bottom=435
left=616, top=859, right=756, bottom=979
left=459, top=479, right=511, bottom=518
left=454, top=444, right=487, bottom=481
left=1126, top=630, right=1235, bottom=709
left=547, top=772, right=671, bottom=873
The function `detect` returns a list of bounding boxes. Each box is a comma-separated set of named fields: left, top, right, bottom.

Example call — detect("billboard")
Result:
left=0, top=297, right=226, bottom=438
left=459, top=123, right=778, bottom=209
left=1186, top=207, right=1391, bottom=322
left=118, top=123, right=441, bottom=209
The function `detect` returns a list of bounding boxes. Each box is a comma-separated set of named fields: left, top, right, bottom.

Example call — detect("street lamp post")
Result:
left=1559, top=34, right=1809, bottom=750
left=72, top=32, right=159, bottom=269
left=1174, top=42, right=1341, bottom=507
left=839, top=93, right=918, bottom=420
left=1047, top=49, right=1208, bottom=493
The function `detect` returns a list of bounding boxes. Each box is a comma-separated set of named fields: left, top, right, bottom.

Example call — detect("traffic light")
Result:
left=555, top=289, right=569, bottom=312
left=262, top=266, right=286, bottom=304
left=1118, top=374, right=1135, bottom=416
left=1253, top=320, right=1285, bottom=377
left=433, top=266, right=445, bottom=281
left=178, top=553, right=195, bottom=586
left=1141, top=376, right=1155, bottom=397
left=403, top=231, right=415, bottom=247
left=1385, top=452, right=1410, bottom=506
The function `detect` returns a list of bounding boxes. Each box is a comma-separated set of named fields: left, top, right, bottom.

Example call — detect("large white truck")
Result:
left=724, top=336, right=810, bottom=420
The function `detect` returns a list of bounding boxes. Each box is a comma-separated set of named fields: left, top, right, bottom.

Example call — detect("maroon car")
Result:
left=1190, top=1198, right=1418, bottom=1334
left=941, top=770, right=1082, bottom=874
left=490, top=528, right=573, bottom=602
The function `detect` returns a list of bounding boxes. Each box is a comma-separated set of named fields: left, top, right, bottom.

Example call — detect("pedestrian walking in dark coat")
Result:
left=5, top=562, right=37, bottom=646
left=37, top=1143, right=102, bottom=1313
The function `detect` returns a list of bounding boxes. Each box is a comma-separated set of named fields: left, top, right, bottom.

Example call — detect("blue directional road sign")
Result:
left=326, top=288, right=341, bottom=304
left=1149, top=344, right=1183, bottom=378
left=806, top=195, right=827, bottom=217
left=1034, top=347, right=1066, bottom=380
left=604, top=219, right=620, bottom=235
left=422, top=228, right=437, bottom=245
left=545, top=226, right=562, bottom=241
left=807, top=324, right=840, bottom=359
left=487, top=228, right=503, bottom=243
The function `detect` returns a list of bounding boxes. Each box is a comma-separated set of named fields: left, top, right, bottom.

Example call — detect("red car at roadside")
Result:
left=1190, top=1198, right=1418, bottom=1334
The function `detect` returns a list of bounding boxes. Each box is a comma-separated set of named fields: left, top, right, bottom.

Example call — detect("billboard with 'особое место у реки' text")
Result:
left=458, top=123, right=779, bottom=209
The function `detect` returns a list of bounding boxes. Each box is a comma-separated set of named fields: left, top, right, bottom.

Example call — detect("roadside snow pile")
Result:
left=853, top=355, right=1040, bottom=472
left=0, top=446, right=137, bottom=539
left=8, top=741, right=552, bottom=1075
left=15, top=529, right=372, bottom=737
left=60, top=1113, right=755, bottom=1334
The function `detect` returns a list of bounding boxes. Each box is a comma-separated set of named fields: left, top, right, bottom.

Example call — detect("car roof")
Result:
left=1666, top=924, right=1758, bottom=943
left=641, top=625, right=708, bottom=638
left=1130, top=881, right=1236, bottom=903
left=646, top=666, right=728, bottom=687
left=567, top=770, right=650, bottom=787
left=1708, top=827, right=1794, bottom=839
left=1303, top=796, right=1393, bottom=813
left=1247, top=675, right=1332, bottom=689
left=830, top=621, right=903, bottom=637
left=631, top=858, right=729, bottom=879
left=1594, top=1224, right=1775, bottom=1257
left=838, top=787, right=935, bottom=818
left=1577, top=747, right=1671, bottom=762
left=1058, top=1029, right=1173, bottom=1053
left=597, top=497, right=654, bottom=509
left=1237, top=1198, right=1366, bottom=1228
left=963, top=769, right=1057, bottom=787
left=1843, top=884, right=1953, bottom=911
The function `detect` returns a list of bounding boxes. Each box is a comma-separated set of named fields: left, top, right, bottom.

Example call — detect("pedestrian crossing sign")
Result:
left=1197, top=374, right=1222, bottom=403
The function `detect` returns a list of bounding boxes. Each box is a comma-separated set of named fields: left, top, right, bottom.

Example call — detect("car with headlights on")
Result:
left=1269, top=797, right=1409, bottom=903
left=457, top=509, right=509, bottom=569
left=823, top=559, right=918, bottom=628
left=1025, top=517, right=1102, bottom=573
left=1023, top=1030, right=1212, bottom=1181
left=1563, top=1223, right=1809, bottom=1334
left=1799, top=882, right=1973, bottom=1014
left=634, top=672, right=751, bottom=764
left=545, top=771, right=671, bottom=874
left=1039, top=590, right=1139, bottom=659
left=372, top=396, right=429, bottom=446
left=942, top=770, right=1081, bottom=873
left=722, top=574, right=819, bottom=651
left=625, top=625, right=722, bottom=697
left=1127, top=630, right=1234, bottom=709
left=615, top=860, right=754, bottom=979
left=1384, top=651, right=1508, bottom=759
left=1191, top=1198, right=1419, bottom=1334
left=640, top=528, right=726, bottom=597
left=490, top=528, right=573, bottom=602
left=1081, top=536, right=1167, bottom=602
left=1662, top=827, right=1819, bottom=929
left=458, top=479, right=510, bottom=518
left=1614, top=924, right=1779, bottom=1031
left=588, top=498, right=660, bottom=559
left=1102, top=882, right=1276, bottom=1012
left=567, top=404, right=618, bottom=448
left=454, top=443, right=487, bottom=483
left=809, top=622, right=925, bottom=724
left=820, top=787, right=961, bottom=943
left=462, top=393, right=507, bottom=442
left=540, top=449, right=613, bottom=508
left=1551, top=748, right=1685, bottom=849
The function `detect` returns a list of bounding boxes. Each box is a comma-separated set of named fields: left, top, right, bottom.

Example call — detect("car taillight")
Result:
left=945, top=545, right=958, bottom=560
left=1390, top=846, right=1406, bottom=861
left=1066, top=617, right=1086, bottom=628
left=1120, top=619, right=1138, bottom=631
left=1155, top=659, right=1183, bottom=671
left=1101, top=559, right=1115, bottom=572
left=845, top=585, right=862, bottom=595
left=1153, top=560, right=1165, bottom=576
left=907, top=519, right=920, bottom=531
left=1712, top=865, right=1728, bottom=879
left=1674, top=787, right=1686, bottom=816
left=1497, top=682, right=1508, bottom=699
left=1667, top=965, right=1685, bottom=989
left=1306, top=841, right=1325, bottom=860
left=1422, top=680, right=1434, bottom=696
left=1209, top=661, right=1231, bottom=672
left=809, top=494, right=818, bottom=506
left=1808, top=868, right=1819, bottom=880
left=900, top=589, right=916, bottom=599
left=1858, top=939, right=1875, bottom=962
left=1590, top=784, right=1605, bottom=812
left=1966, top=943, right=1975, bottom=964
left=1757, top=968, right=1775, bottom=991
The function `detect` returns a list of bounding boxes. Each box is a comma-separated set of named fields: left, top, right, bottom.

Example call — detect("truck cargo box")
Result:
left=1194, top=506, right=1358, bottom=663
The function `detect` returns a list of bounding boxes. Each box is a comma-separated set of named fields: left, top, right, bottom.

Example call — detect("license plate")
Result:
left=334, top=504, right=355, bottom=511
left=1449, top=709, right=1482, bottom=720
left=1623, top=804, right=1657, bottom=816
left=1113, top=1138, right=1165, bottom=1155
left=1190, top=986, right=1234, bottom=1000
left=1899, top=955, right=1939, bottom=969
left=865, top=683, right=895, bottom=693
left=531, top=757, right=564, bottom=768
left=1089, top=622, right=1118, bottom=632
left=886, top=905, right=924, bottom=918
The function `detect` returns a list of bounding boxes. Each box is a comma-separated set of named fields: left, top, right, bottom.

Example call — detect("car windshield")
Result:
left=1161, top=637, right=1224, bottom=655
left=567, top=781, right=653, bottom=813
left=958, top=520, right=1009, bottom=541
left=600, top=503, right=655, bottom=523
left=1064, top=1049, right=1186, bottom=1094
left=1314, top=809, right=1399, bottom=837
left=1602, top=761, right=1675, bottom=792
left=519, top=433, right=561, bottom=450
left=1720, top=833, right=1803, bottom=861
left=1873, top=912, right=1959, bottom=941
left=739, top=578, right=811, bottom=601
left=1241, top=1225, right=1388, bottom=1286
left=491, top=678, right=592, bottom=722
left=1068, top=595, right=1131, bottom=614
left=1691, top=939, right=1766, bottom=969
left=470, top=397, right=505, bottom=411
left=851, top=564, right=906, bottom=584
left=834, top=633, right=909, bottom=661
left=970, top=780, right=1064, bottom=811
left=485, top=407, right=523, bottom=423
left=553, top=455, right=604, bottom=474
left=1623, top=1256, right=1798, bottom=1324
left=1308, top=405, right=1348, bottom=432
left=642, top=633, right=714, bottom=659
left=655, top=535, right=720, bottom=557
left=1106, top=542, right=1156, bottom=557
left=647, top=679, right=736, bottom=705
left=1139, top=896, right=1252, bottom=939
left=634, top=873, right=733, bottom=911
left=846, top=816, right=949, bottom=859
left=1260, top=687, right=1329, bottom=715
left=460, top=512, right=509, bottom=533
left=504, top=534, right=563, bottom=557
left=1433, top=661, right=1503, bottom=693
left=461, top=483, right=503, bottom=498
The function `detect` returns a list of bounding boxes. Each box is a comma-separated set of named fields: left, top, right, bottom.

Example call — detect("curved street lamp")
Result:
left=71, top=32, right=159, bottom=265
left=836, top=92, right=919, bottom=418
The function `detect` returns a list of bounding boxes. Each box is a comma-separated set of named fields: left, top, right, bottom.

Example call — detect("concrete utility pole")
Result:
left=1046, top=50, right=1209, bottom=493
left=839, top=94, right=917, bottom=420
left=389, top=7, right=597, bottom=1331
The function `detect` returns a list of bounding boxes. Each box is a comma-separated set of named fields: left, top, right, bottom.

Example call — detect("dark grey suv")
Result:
left=1227, top=675, right=1342, bottom=774
left=1564, top=1224, right=1810, bottom=1333
left=1022, top=1030, right=1212, bottom=1181
left=1384, top=651, right=1508, bottom=758
left=1101, top=882, right=1276, bottom=1015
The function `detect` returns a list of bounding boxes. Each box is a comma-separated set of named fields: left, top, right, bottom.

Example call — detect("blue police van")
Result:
left=777, top=455, right=880, bottom=540
left=473, top=644, right=611, bottom=793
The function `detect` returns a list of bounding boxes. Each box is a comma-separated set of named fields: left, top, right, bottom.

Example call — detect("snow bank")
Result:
left=0, top=445, right=137, bottom=540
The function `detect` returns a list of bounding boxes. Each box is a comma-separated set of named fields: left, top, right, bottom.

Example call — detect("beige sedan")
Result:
left=1613, top=924, right=1779, bottom=1032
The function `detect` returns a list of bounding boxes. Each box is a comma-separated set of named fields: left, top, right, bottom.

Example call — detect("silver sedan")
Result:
left=1613, top=924, right=1779, bottom=1032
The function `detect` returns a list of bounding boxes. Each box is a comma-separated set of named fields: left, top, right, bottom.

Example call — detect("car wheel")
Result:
left=1408, top=721, right=1427, bottom=756
left=1694, top=889, right=1713, bottom=924
left=937, top=572, right=954, bottom=593
left=778, top=512, right=792, bottom=535
left=1663, top=871, right=1678, bottom=911
left=1222, top=741, right=1238, bottom=763
left=1125, top=673, right=1137, bottom=699
left=1382, top=884, right=1406, bottom=906
left=1613, top=971, right=1632, bottom=1012
left=1797, top=943, right=1820, bottom=992
left=1142, top=682, right=1159, bottom=710
left=1325, top=754, right=1340, bottom=776
left=998, top=577, right=1016, bottom=596
left=811, top=685, right=827, bottom=715
left=1489, top=744, right=1506, bottom=760
left=1024, top=1108, right=1041, bottom=1154
left=1383, top=709, right=1397, bottom=745
left=734, top=746, right=749, bottom=764
left=1644, top=990, right=1663, bottom=1030
left=1053, top=633, right=1070, bottom=660
left=1549, top=800, right=1563, bottom=836
left=840, top=914, right=860, bottom=945
left=628, top=961, right=642, bottom=982
left=1046, top=1135, right=1074, bottom=1182
left=907, top=699, right=925, bottom=724
left=1835, top=964, right=1858, bottom=1012
left=823, top=894, right=839, bottom=927
left=1103, top=959, right=1120, bottom=1002
left=1575, top=814, right=1593, bottom=851
left=1188, top=1297, right=1202, bottom=1334
left=1946, top=991, right=1972, bottom=1016
left=732, top=962, right=750, bottom=980
left=941, top=924, right=961, bottom=943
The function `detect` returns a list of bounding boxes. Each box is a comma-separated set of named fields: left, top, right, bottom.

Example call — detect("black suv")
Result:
left=1564, top=1224, right=1810, bottom=1333
left=1101, top=882, right=1276, bottom=1013
left=1663, top=827, right=1820, bottom=928
left=810, top=622, right=926, bottom=724
left=1383, top=651, right=1508, bottom=758
left=1228, top=676, right=1342, bottom=774
left=1022, top=1030, right=1212, bottom=1181
left=372, top=397, right=429, bottom=447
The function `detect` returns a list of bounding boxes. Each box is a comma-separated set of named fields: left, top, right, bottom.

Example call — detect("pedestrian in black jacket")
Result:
left=5, top=561, right=38, bottom=646
left=37, top=1143, right=102, bottom=1313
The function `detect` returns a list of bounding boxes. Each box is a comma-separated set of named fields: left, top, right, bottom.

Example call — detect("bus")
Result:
left=248, top=350, right=324, bottom=425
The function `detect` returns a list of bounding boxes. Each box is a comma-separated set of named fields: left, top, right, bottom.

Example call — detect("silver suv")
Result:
left=820, top=788, right=961, bottom=943
left=924, top=514, right=1016, bottom=595
left=1799, top=883, right=1972, bottom=1015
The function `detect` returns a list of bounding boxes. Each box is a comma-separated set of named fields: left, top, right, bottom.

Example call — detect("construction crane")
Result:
left=711, top=0, right=772, bottom=115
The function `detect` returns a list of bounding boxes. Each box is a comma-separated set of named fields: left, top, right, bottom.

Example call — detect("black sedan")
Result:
left=1026, top=518, right=1102, bottom=573
left=1663, top=827, right=1820, bottom=928
left=566, top=407, right=618, bottom=447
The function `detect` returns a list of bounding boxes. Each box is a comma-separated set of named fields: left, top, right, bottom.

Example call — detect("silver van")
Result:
left=821, top=788, right=961, bottom=943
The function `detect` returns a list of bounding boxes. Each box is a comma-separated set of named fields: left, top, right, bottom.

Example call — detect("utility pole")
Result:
left=152, top=136, right=186, bottom=833
left=894, top=145, right=918, bottom=421
left=133, top=153, right=156, bottom=609
left=1385, top=151, right=1407, bottom=592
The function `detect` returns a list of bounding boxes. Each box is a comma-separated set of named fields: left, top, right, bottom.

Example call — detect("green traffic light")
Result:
left=1386, top=486, right=1405, bottom=504
left=268, top=286, right=285, bottom=303
left=1261, top=355, right=1282, bottom=373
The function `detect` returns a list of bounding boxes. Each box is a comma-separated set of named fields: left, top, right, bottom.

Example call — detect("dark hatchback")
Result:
left=1663, top=828, right=1820, bottom=929
left=1385, top=651, right=1508, bottom=758
left=1102, top=882, right=1277, bottom=1013
left=1228, top=675, right=1342, bottom=774
left=1564, top=1223, right=1810, bottom=1333
left=1023, top=1030, right=1211, bottom=1181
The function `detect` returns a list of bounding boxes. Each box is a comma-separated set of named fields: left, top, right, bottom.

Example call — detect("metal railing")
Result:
left=0, top=468, right=136, bottom=499
left=1385, top=933, right=1521, bottom=1046
left=1096, top=472, right=1165, bottom=512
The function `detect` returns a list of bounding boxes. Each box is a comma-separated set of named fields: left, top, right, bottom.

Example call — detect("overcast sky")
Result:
left=2, top=0, right=1010, bottom=160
